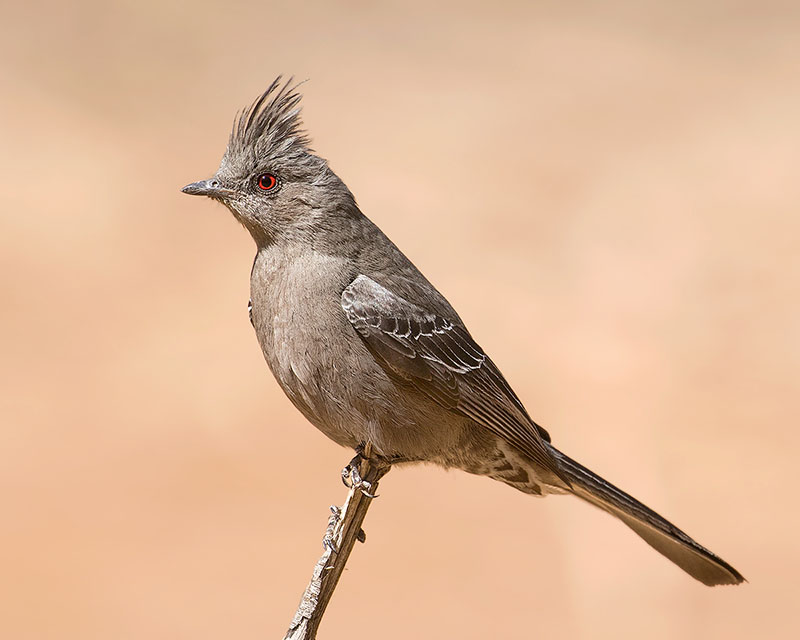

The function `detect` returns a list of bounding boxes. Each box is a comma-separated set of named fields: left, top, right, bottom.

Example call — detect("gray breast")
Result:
left=248, top=247, right=365, bottom=447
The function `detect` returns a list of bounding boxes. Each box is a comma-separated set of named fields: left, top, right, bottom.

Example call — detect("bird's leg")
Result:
left=326, top=444, right=390, bottom=552
left=340, top=442, right=388, bottom=498
left=341, top=455, right=378, bottom=498
left=340, top=453, right=362, bottom=489
left=346, top=459, right=379, bottom=498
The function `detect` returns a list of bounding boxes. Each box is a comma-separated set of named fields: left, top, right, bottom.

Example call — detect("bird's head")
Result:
left=182, top=77, right=356, bottom=246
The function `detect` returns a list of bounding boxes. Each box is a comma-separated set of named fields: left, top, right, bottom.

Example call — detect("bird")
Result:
left=182, top=77, right=744, bottom=587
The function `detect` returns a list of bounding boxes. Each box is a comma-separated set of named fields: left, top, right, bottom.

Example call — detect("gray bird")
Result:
left=182, top=78, right=744, bottom=586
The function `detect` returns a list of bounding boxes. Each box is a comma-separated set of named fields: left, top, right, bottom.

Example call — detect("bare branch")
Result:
left=284, top=449, right=391, bottom=640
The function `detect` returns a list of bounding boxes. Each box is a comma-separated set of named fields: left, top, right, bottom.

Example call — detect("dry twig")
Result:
left=284, top=447, right=391, bottom=640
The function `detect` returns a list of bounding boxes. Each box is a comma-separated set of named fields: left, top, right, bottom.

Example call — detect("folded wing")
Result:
left=341, top=274, right=566, bottom=485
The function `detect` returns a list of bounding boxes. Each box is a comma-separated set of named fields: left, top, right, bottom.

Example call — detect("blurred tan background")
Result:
left=1, top=0, right=798, bottom=638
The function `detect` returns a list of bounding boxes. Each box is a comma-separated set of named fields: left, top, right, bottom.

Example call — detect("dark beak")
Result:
left=181, top=179, right=230, bottom=197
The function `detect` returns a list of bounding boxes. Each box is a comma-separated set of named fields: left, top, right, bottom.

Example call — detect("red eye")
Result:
left=257, top=173, right=277, bottom=191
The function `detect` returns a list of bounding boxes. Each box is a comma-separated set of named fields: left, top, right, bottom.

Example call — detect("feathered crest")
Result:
left=226, top=76, right=312, bottom=164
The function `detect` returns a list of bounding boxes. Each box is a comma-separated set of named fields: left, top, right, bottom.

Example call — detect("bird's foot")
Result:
left=341, top=442, right=390, bottom=498
left=341, top=453, right=379, bottom=498
left=340, top=454, right=358, bottom=489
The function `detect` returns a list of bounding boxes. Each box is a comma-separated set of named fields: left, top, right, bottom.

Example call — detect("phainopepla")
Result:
left=182, top=77, right=744, bottom=586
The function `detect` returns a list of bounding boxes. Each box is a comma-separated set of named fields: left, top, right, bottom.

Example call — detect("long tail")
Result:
left=547, top=445, right=745, bottom=586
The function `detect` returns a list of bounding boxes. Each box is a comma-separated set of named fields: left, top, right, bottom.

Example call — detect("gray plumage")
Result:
left=182, top=77, right=744, bottom=587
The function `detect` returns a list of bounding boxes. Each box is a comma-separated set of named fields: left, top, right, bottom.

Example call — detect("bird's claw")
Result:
left=341, top=460, right=355, bottom=489
left=349, top=462, right=379, bottom=497
left=341, top=453, right=380, bottom=498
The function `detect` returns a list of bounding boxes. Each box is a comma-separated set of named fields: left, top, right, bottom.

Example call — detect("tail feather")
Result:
left=547, top=445, right=745, bottom=586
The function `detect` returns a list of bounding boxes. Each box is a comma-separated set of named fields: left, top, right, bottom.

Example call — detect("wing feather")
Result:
left=341, top=275, right=565, bottom=483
